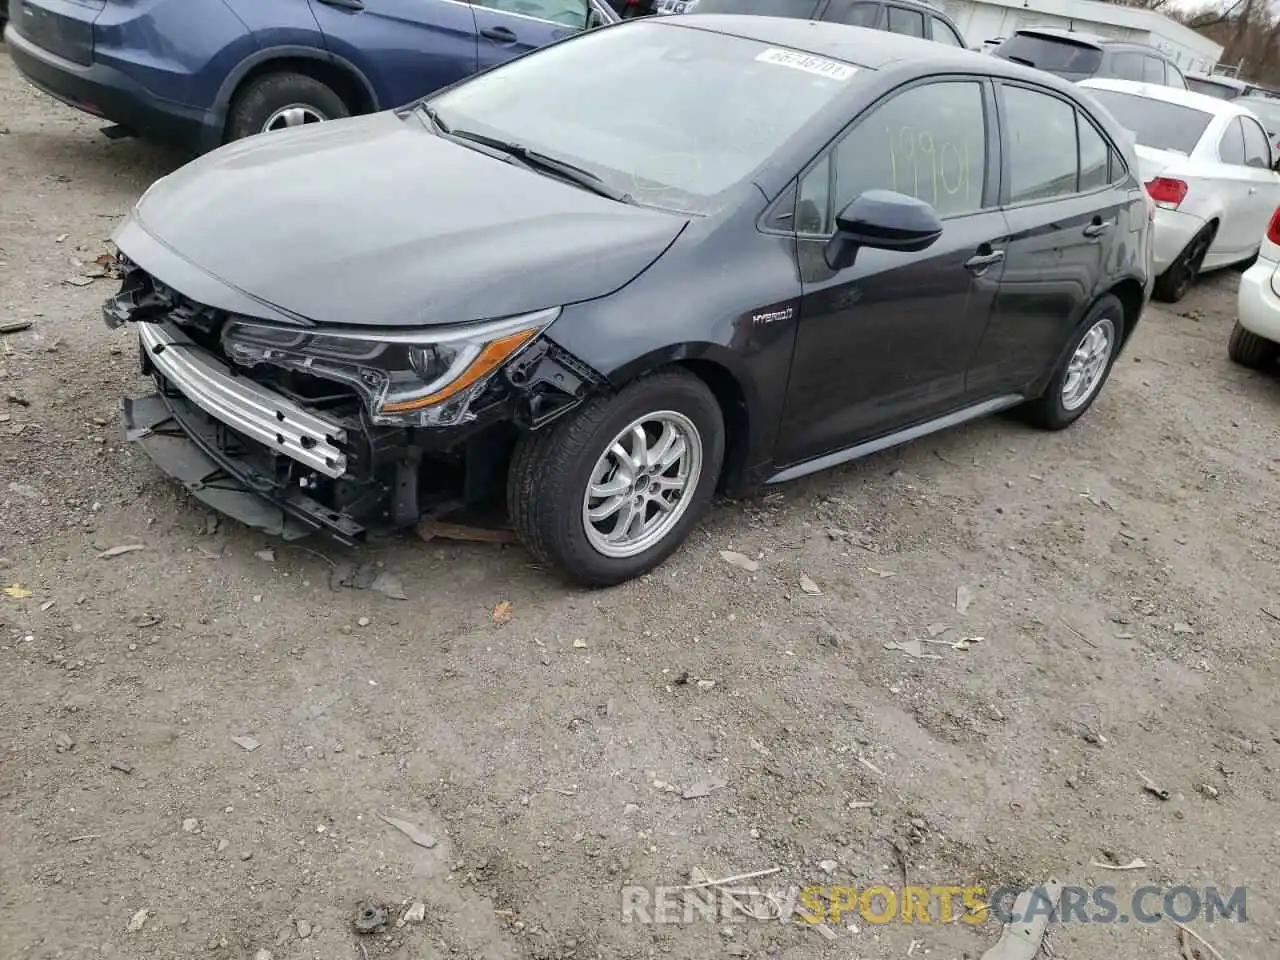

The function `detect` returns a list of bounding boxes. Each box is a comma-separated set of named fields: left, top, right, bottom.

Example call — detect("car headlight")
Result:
left=221, top=306, right=559, bottom=426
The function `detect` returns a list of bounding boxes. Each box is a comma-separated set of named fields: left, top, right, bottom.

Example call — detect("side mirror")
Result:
left=586, top=5, right=604, bottom=27
left=823, top=190, right=943, bottom=271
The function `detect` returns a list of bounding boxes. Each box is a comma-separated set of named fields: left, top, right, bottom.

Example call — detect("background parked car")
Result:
left=651, top=0, right=967, bottom=47
left=1240, top=95, right=1280, bottom=152
left=3, top=0, right=617, bottom=153
left=1080, top=78, right=1280, bottom=302
left=994, top=28, right=1187, bottom=88
left=1232, top=205, right=1280, bottom=369
left=1185, top=72, right=1280, bottom=101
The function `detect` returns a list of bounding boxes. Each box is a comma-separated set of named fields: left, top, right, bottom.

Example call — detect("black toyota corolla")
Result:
left=104, top=15, right=1154, bottom=586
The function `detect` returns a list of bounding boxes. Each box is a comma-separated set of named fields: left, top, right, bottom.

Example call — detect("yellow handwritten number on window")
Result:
left=887, top=126, right=970, bottom=211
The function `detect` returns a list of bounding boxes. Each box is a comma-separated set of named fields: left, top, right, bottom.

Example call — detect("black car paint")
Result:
left=107, top=18, right=1151, bottom=544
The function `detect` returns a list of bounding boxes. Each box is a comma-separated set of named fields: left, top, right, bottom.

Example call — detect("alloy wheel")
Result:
left=582, top=411, right=703, bottom=559
left=262, top=104, right=328, bottom=133
left=1061, top=317, right=1116, bottom=411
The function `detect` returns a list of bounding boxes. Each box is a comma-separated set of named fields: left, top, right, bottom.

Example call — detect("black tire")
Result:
left=508, top=370, right=725, bottom=587
left=225, top=72, right=350, bottom=143
left=1153, top=225, right=1214, bottom=303
left=1020, top=293, right=1125, bottom=431
left=1227, top=320, right=1279, bottom=369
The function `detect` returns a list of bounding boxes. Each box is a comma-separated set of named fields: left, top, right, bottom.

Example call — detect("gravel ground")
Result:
left=3, top=43, right=1280, bottom=960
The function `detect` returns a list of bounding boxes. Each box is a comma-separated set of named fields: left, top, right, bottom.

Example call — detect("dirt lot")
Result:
left=3, top=47, right=1280, bottom=960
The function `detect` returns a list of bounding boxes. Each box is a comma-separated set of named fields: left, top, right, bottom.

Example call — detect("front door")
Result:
left=309, top=0, right=480, bottom=106
left=471, top=0, right=591, bottom=70
left=775, top=78, right=1008, bottom=467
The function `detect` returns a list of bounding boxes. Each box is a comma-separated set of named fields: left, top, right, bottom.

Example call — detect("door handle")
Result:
left=480, top=25, right=518, bottom=41
left=315, top=0, right=364, bottom=8
left=964, top=249, right=1004, bottom=273
left=1249, top=186, right=1258, bottom=194
left=1083, top=218, right=1115, bottom=238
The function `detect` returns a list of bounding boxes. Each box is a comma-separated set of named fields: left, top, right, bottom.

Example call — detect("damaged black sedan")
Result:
left=105, top=16, right=1152, bottom=586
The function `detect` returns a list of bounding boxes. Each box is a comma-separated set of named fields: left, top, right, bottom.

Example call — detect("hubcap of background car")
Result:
left=582, top=411, right=703, bottom=559
left=262, top=105, right=328, bottom=133
left=1061, top=317, right=1116, bottom=411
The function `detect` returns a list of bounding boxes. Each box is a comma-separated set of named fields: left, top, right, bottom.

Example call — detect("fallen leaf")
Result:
left=370, top=572, right=407, bottom=600
left=98, top=544, right=146, bottom=559
left=955, top=585, right=973, bottom=614
left=799, top=574, right=822, bottom=595
left=126, top=909, right=149, bottom=933
left=719, top=550, right=759, bottom=573
left=867, top=567, right=896, bottom=579
left=491, top=601, right=513, bottom=624
left=5, top=584, right=33, bottom=599
left=378, top=814, right=438, bottom=849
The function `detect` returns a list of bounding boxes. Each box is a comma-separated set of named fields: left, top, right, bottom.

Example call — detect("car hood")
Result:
left=118, top=111, right=688, bottom=327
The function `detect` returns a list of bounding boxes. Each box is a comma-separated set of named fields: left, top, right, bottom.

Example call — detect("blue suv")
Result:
left=4, top=0, right=617, bottom=152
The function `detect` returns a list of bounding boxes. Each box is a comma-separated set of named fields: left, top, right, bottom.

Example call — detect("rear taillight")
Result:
left=1266, top=206, right=1280, bottom=245
left=1146, top=177, right=1188, bottom=209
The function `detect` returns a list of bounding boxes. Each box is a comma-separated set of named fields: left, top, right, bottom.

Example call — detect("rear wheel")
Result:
left=508, top=370, right=724, bottom=586
left=226, top=72, right=350, bottom=142
left=1021, top=294, right=1124, bottom=430
left=1153, top=225, right=1214, bottom=303
left=1227, top=320, right=1279, bottom=369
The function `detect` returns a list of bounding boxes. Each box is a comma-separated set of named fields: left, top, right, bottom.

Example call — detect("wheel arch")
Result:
left=1107, top=276, right=1147, bottom=350
left=606, top=344, right=763, bottom=495
left=212, top=47, right=379, bottom=143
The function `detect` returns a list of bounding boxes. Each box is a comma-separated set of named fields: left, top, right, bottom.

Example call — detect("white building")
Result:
left=935, top=0, right=1223, bottom=73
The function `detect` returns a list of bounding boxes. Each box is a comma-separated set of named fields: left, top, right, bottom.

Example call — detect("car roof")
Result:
left=670, top=15, right=1041, bottom=75
left=1080, top=77, right=1253, bottom=117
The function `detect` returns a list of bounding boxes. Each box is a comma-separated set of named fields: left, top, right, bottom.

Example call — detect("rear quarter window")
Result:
left=687, top=0, right=823, bottom=14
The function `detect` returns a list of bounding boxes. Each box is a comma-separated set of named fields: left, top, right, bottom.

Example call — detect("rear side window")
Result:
left=931, top=16, right=964, bottom=46
left=1218, top=117, right=1247, bottom=164
left=1142, top=56, right=1166, bottom=84
left=1083, top=88, right=1212, bottom=154
left=822, top=0, right=881, bottom=26
left=1241, top=116, right=1272, bottom=168
left=1166, top=63, right=1188, bottom=89
left=1186, top=77, right=1235, bottom=100
left=996, top=35, right=1103, bottom=75
left=886, top=5, right=925, bottom=37
left=1002, top=86, right=1079, bottom=202
left=688, top=0, right=822, bottom=15
left=1078, top=113, right=1110, bottom=191
left=1108, top=52, right=1143, bottom=81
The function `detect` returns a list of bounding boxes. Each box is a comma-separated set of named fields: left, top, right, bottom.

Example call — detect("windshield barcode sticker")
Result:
left=755, top=48, right=857, bottom=81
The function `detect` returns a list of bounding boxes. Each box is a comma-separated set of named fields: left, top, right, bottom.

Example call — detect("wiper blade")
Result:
left=414, top=101, right=451, bottom=134
left=447, top=128, right=634, bottom=203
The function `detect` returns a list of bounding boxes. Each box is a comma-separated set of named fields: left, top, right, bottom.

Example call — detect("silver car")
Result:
left=1080, top=78, right=1280, bottom=303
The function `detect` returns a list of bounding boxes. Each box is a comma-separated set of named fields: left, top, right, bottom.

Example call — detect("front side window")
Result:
left=1219, top=117, right=1247, bottom=165
left=1241, top=116, right=1272, bottom=168
left=472, top=0, right=590, bottom=26
left=823, top=0, right=882, bottom=26
left=428, top=22, right=859, bottom=214
left=1083, top=88, right=1212, bottom=154
left=1003, top=85, right=1078, bottom=203
left=795, top=80, right=988, bottom=233
left=931, top=17, right=964, bottom=46
left=885, top=6, right=925, bottom=37
left=1108, top=52, right=1143, bottom=81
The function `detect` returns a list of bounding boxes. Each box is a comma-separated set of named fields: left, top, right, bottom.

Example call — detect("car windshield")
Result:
left=1186, top=77, right=1237, bottom=100
left=995, top=34, right=1103, bottom=75
left=683, top=0, right=820, bottom=15
left=1243, top=97, right=1280, bottom=134
left=1085, top=88, right=1212, bottom=154
left=423, top=21, right=860, bottom=214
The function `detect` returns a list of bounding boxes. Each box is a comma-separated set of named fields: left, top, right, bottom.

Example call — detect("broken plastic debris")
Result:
left=98, top=544, right=146, bottom=559
left=799, top=574, right=822, bottom=595
left=719, top=550, right=759, bottom=573
left=378, top=814, right=438, bottom=849
left=956, top=585, right=974, bottom=614
left=1090, top=857, right=1146, bottom=871
left=682, top=777, right=727, bottom=799
left=126, top=909, right=149, bottom=933
left=883, top=640, right=942, bottom=660
left=370, top=572, right=407, bottom=600
left=230, top=735, right=261, bottom=752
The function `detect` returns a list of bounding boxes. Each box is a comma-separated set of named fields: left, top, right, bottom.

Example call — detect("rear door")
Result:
left=309, top=0, right=479, bottom=105
left=816, top=0, right=884, bottom=28
left=968, top=81, right=1131, bottom=394
left=1214, top=117, right=1264, bottom=256
left=1238, top=115, right=1280, bottom=248
left=883, top=3, right=925, bottom=38
left=471, top=0, right=592, bottom=69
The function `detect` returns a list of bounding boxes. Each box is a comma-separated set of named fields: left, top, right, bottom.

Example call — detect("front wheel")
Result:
left=508, top=370, right=724, bottom=586
left=1020, top=294, right=1124, bottom=430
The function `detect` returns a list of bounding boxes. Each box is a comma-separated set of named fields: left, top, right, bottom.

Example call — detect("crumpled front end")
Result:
left=106, top=255, right=604, bottom=544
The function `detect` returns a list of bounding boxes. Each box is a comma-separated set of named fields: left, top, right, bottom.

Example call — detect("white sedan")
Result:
left=1233, top=209, right=1280, bottom=369
left=1080, top=78, right=1280, bottom=303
